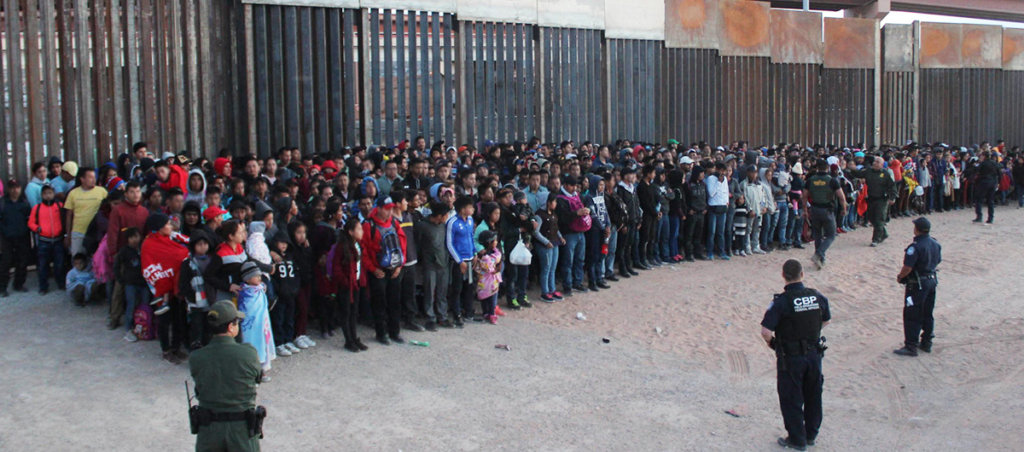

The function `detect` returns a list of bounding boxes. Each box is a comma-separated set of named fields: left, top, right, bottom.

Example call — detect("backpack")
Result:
left=325, top=242, right=339, bottom=277
left=559, top=194, right=592, bottom=233
left=372, top=219, right=404, bottom=269
left=133, top=303, right=156, bottom=340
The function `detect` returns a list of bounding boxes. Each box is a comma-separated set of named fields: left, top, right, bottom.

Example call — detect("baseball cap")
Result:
left=62, top=161, right=79, bottom=177
left=679, top=156, right=694, bottom=164
left=206, top=300, right=245, bottom=326
left=203, top=205, right=228, bottom=221
left=912, top=217, right=931, bottom=232
left=377, top=196, right=396, bottom=209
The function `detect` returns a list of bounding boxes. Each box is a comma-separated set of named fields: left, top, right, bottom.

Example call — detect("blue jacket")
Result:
left=445, top=214, right=475, bottom=262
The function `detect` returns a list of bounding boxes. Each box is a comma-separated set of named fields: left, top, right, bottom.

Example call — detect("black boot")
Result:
left=893, top=346, right=918, bottom=356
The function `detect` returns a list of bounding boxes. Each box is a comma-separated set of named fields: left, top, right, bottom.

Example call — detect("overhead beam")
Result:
left=767, top=0, right=1024, bottom=22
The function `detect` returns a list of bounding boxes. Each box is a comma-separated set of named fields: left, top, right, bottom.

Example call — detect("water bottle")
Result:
left=409, top=340, right=429, bottom=347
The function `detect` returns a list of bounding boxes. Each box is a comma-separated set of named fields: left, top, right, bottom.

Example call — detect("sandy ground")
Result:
left=1, top=206, right=1023, bottom=451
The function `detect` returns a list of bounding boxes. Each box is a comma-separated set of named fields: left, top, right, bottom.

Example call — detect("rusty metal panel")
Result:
left=769, top=10, right=822, bottom=65
left=1003, top=28, right=1024, bottom=71
left=920, top=22, right=962, bottom=69
left=664, top=0, right=719, bottom=49
left=961, top=24, right=1001, bottom=69
left=824, top=17, right=877, bottom=69
left=883, top=24, right=914, bottom=72
left=605, top=0, right=663, bottom=40
left=718, top=0, right=769, bottom=57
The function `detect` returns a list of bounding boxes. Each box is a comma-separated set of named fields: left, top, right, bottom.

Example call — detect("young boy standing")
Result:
left=116, top=228, right=148, bottom=342
left=415, top=202, right=454, bottom=329
left=270, top=232, right=302, bottom=357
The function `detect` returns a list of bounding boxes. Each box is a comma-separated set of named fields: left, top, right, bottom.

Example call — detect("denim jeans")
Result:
left=667, top=215, right=682, bottom=258
left=775, top=201, right=790, bottom=245
left=761, top=211, right=779, bottom=249
left=36, top=238, right=66, bottom=291
left=536, top=244, right=559, bottom=294
left=787, top=207, right=802, bottom=244
left=657, top=215, right=671, bottom=260
left=603, top=228, right=618, bottom=276
left=724, top=207, right=735, bottom=253
left=560, top=232, right=586, bottom=288
left=123, top=284, right=149, bottom=332
left=705, top=207, right=727, bottom=256
left=505, top=264, right=529, bottom=302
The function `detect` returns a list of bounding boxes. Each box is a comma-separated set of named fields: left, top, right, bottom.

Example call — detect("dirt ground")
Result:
left=1, top=207, right=1022, bottom=451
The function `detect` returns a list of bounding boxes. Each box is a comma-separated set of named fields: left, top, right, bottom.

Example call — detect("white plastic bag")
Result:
left=509, top=239, right=532, bottom=266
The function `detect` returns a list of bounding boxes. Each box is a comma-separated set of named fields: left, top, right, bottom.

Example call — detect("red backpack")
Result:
left=558, top=194, right=592, bottom=233
left=133, top=303, right=156, bottom=341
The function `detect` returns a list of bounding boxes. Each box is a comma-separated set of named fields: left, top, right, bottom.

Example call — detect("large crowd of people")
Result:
left=0, top=136, right=1017, bottom=379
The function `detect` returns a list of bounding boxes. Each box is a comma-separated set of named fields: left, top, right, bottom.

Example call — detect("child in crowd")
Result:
left=66, top=253, right=98, bottom=307
left=332, top=218, right=368, bottom=352
left=533, top=195, right=564, bottom=302
left=237, top=261, right=276, bottom=379
left=29, top=184, right=65, bottom=294
left=288, top=221, right=316, bottom=349
left=178, top=231, right=212, bottom=350
left=474, top=230, right=503, bottom=325
left=732, top=195, right=749, bottom=257
left=115, top=228, right=147, bottom=342
left=415, top=202, right=454, bottom=329
left=270, top=231, right=302, bottom=357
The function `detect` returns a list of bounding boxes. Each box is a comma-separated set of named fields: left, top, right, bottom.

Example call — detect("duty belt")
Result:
left=205, top=410, right=249, bottom=422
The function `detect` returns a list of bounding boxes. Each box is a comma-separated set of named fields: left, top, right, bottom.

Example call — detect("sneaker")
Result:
left=777, top=437, right=807, bottom=451
left=752, top=248, right=766, bottom=255
left=508, top=298, right=522, bottom=310
left=285, top=342, right=301, bottom=353
left=303, top=336, right=317, bottom=347
left=424, top=321, right=438, bottom=332
left=494, top=306, right=506, bottom=316
left=389, top=335, right=405, bottom=344
left=870, top=242, right=878, bottom=247
left=123, top=331, right=138, bottom=343
left=260, top=374, right=272, bottom=383
left=454, top=316, right=465, bottom=328
left=541, top=293, right=555, bottom=302
left=354, top=339, right=369, bottom=351
left=552, top=291, right=564, bottom=300
left=739, top=250, right=747, bottom=257
left=893, top=346, right=918, bottom=357
left=403, top=321, right=426, bottom=332
left=437, top=319, right=455, bottom=329
left=276, top=345, right=292, bottom=357
left=520, top=296, right=532, bottom=308
left=376, top=335, right=391, bottom=346
left=162, top=351, right=182, bottom=365
left=487, top=315, right=498, bottom=325
left=293, top=337, right=310, bottom=349
left=718, top=253, right=730, bottom=261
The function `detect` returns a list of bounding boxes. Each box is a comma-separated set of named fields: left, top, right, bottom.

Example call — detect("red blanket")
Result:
left=141, top=232, right=190, bottom=297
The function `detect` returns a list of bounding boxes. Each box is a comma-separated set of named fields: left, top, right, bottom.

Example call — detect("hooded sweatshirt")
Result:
left=185, top=168, right=207, bottom=204
left=758, top=168, right=778, bottom=214
left=246, top=222, right=272, bottom=275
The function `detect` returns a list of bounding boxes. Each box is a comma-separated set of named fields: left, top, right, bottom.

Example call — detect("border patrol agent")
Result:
left=761, top=260, right=831, bottom=451
left=846, top=156, right=896, bottom=247
left=894, top=217, right=942, bottom=357
left=189, top=301, right=265, bottom=452
left=802, top=161, right=847, bottom=269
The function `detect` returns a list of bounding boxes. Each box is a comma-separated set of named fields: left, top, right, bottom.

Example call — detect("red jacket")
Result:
left=28, top=201, right=64, bottom=239
left=106, top=200, right=150, bottom=257
left=331, top=242, right=366, bottom=299
left=360, top=208, right=407, bottom=275
left=160, top=164, right=189, bottom=193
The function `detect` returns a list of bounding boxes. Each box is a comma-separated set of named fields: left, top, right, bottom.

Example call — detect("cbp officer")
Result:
left=846, top=156, right=896, bottom=246
left=761, top=260, right=831, bottom=451
left=802, top=161, right=847, bottom=269
left=189, top=301, right=264, bottom=452
left=894, top=217, right=942, bottom=356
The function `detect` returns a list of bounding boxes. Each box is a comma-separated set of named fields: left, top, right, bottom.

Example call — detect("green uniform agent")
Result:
left=847, top=158, right=896, bottom=245
left=189, top=301, right=263, bottom=452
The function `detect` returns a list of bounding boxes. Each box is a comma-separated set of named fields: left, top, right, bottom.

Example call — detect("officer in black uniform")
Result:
left=761, top=259, right=831, bottom=451
left=894, top=217, right=942, bottom=357
left=802, top=161, right=847, bottom=269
